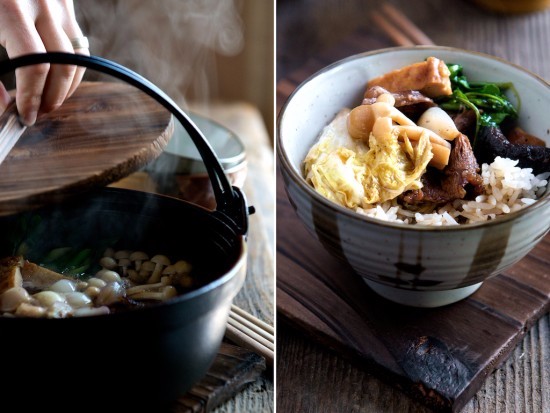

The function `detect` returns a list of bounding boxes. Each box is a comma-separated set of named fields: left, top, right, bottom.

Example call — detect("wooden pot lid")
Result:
left=0, top=81, right=174, bottom=216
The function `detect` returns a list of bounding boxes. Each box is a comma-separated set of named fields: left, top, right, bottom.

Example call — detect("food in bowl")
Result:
left=0, top=187, right=247, bottom=409
left=0, top=52, right=251, bottom=411
left=304, top=57, right=549, bottom=225
left=277, top=46, right=550, bottom=307
left=0, top=246, right=194, bottom=318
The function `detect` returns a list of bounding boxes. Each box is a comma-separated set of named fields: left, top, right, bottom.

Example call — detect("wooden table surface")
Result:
left=109, top=101, right=274, bottom=412
left=276, top=1, right=550, bottom=412
left=189, top=103, right=274, bottom=413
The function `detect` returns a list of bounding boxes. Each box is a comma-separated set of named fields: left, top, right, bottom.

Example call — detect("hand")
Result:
left=0, top=0, right=89, bottom=125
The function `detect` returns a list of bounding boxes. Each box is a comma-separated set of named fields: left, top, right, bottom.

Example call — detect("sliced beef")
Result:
left=402, top=169, right=454, bottom=205
left=402, top=134, right=483, bottom=205
left=362, top=86, right=386, bottom=105
left=506, top=126, right=547, bottom=147
left=476, top=126, right=550, bottom=175
left=452, top=110, right=477, bottom=139
left=363, top=86, right=435, bottom=107
left=363, top=86, right=435, bottom=121
left=442, top=133, right=484, bottom=198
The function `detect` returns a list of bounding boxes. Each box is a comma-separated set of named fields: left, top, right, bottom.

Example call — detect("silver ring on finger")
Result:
left=70, top=36, right=89, bottom=50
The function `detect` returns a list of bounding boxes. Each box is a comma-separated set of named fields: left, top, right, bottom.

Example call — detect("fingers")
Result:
left=9, top=28, right=50, bottom=126
left=0, top=0, right=88, bottom=125
left=35, top=14, right=76, bottom=115
left=0, top=1, right=47, bottom=124
left=0, top=82, right=12, bottom=113
left=61, top=0, right=88, bottom=99
left=67, top=47, right=89, bottom=99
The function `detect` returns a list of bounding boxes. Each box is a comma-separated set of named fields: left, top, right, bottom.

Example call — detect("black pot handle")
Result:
left=0, top=52, right=250, bottom=235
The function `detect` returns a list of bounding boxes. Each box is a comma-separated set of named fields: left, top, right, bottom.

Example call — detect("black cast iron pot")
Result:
left=0, top=53, right=251, bottom=412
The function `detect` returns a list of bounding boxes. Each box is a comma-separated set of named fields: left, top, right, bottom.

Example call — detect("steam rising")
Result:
left=76, top=0, right=244, bottom=106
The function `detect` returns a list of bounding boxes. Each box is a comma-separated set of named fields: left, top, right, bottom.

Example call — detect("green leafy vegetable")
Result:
left=5, top=212, right=119, bottom=279
left=437, top=63, right=519, bottom=145
left=39, top=247, right=97, bottom=278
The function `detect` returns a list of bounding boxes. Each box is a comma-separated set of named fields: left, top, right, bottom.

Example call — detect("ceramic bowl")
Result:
left=277, top=46, right=550, bottom=308
left=112, top=113, right=247, bottom=210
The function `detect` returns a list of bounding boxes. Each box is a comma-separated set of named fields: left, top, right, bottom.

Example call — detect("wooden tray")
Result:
left=276, top=30, right=550, bottom=413
left=0, top=81, right=173, bottom=215
left=277, top=168, right=549, bottom=412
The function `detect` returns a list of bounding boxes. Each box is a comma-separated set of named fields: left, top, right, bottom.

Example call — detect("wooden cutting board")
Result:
left=276, top=30, right=550, bottom=413
left=173, top=341, right=266, bottom=413
left=277, top=168, right=549, bottom=412
left=0, top=81, right=173, bottom=216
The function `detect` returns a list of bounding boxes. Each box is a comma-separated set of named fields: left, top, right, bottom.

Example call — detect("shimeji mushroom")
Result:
left=392, top=125, right=451, bottom=170
left=130, top=285, right=177, bottom=301
left=161, top=265, right=176, bottom=277
left=148, top=255, right=171, bottom=284
left=113, top=250, right=130, bottom=260
left=103, top=248, right=115, bottom=258
left=126, top=276, right=171, bottom=296
left=99, top=256, right=117, bottom=270
left=170, top=260, right=193, bottom=288
left=83, top=286, right=101, bottom=299
left=96, top=269, right=122, bottom=284
left=173, top=260, right=192, bottom=274
left=118, top=258, right=131, bottom=277
left=113, top=251, right=131, bottom=276
left=129, top=251, right=149, bottom=272
left=347, top=93, right=415, bottom=141
left=126, top=268, right=138, bottom=281
left=348, top=93, right=452, bottom=170
left=139, top=260, right=156, bottom=277
left=95, top=282, right=125, bottom=306
left=87, top=277, right=107, bottom=289
left=127, top=268, right=148, bottom=284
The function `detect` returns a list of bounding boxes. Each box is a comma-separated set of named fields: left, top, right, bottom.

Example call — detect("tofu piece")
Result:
left=0, top=256, right=24, bottom=294
left=21, top=261, right=68, bottom=289
left=366, top=57, right=452, bottom=98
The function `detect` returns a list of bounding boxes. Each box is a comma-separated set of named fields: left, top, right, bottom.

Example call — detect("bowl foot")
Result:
left=364, top=280, right=483, bottom=308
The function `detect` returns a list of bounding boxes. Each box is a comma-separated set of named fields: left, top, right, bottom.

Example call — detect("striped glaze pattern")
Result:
left=278, top=47, right=550, bottom=305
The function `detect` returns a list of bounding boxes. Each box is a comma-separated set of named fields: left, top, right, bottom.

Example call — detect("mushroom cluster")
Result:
left=347, top=93, right=453, bottom=170
left=0, top=249, right=193, bottom=318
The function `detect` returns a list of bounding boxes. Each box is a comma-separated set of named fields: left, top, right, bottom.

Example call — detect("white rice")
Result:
left=356, top=156, right=549, bottom=226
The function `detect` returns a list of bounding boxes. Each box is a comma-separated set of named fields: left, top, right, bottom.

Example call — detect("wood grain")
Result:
left=173, top=342, right=266, bottom=413
left=108, top=103, right=275, bottom=412
left=0, top=81, right=173, bottom=216
left=276, top=2, right=550, bottom=412
left=277, top=165, right=549, bottom=412
left=171, top=103, right=275, bottom=413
